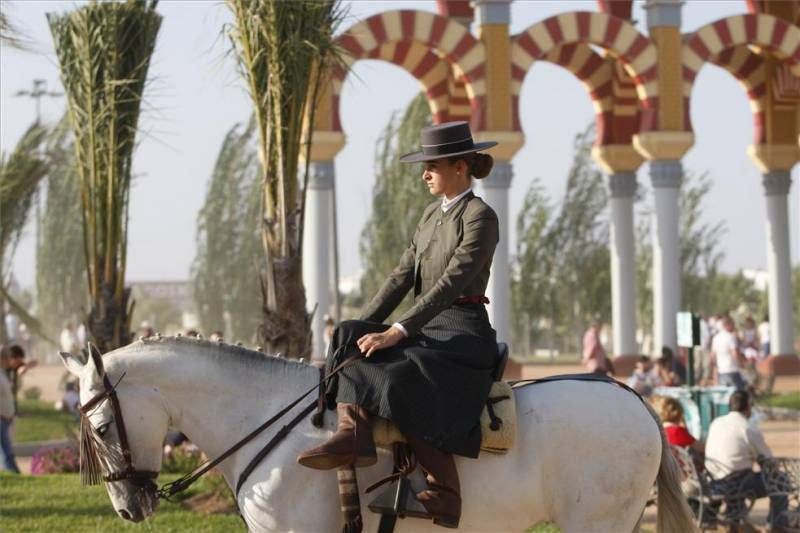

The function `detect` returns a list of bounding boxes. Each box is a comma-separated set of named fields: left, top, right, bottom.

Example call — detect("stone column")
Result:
left=608, top=172, right=639, bottom=356
left=649, top=160, right=682, bottom=354
left=763, top=171, right=794, bottom=355
left=302, top=131, right=345, bottom=363
left=479, top=161, right=512, bottom=347
left=302, top=161, right=335, bottom=363
left=748, top=144, right=799, bottom=374
left=634, top=131, right=694, bottom=354
left=593, top=145, right=643, bottom=374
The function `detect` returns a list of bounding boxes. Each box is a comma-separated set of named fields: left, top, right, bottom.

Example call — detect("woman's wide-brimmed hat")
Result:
left=399, top=121, right=497, bottom=163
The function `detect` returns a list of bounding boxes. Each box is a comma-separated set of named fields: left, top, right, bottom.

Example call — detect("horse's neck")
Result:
left=123, top=347, right=320, bottom=479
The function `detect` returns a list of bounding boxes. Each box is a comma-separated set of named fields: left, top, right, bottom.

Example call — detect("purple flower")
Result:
left=31, top=446, right=80, bottom=475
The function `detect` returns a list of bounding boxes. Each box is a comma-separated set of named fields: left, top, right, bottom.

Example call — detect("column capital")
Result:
left=307, top=160, right=335, bottom=190
left=481, top=160, right=512, bottom=189
left=650, top=160, right=682, bottom=188
left=763, top=170, right=792, bottom=196
left=473, top=0, right=510, bottom=25
left=609, top=172, right=638, bottom=198
left=643, top=0, right=684, bottom=28
left=474, top=130, right=524, bottom=161
left=747, top=144, right=799, bottom=173
left=306, top=130, right=346, bottom=162
left=592, top=144, right=645, bottom=174
left=633, top=131, right=694, bottom=161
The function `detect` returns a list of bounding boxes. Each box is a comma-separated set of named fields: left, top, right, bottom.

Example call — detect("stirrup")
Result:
left=367, top=474, right=431, bottom=520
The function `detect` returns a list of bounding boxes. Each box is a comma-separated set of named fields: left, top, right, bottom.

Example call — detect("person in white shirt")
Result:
left=711, top=316, right=746, bottom=390
left=705, top=391, right=787, bottom=526
left=758, top=314, right=770, bottom=358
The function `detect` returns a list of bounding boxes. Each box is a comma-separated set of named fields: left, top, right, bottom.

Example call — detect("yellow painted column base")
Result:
left=633, top=131, right=694, bottom=161
left=747, top=144, right=799, bottom=172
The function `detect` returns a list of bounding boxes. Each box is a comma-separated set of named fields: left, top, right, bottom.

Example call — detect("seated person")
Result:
left=657, top=396, right=704, bottom=497
left=626, top=356, right=655, bottom=396
left=297, top=122, right=501, bottom=529
left=705, top=390, right=788, bottom=527
left=651, top=356, right=682, bottom=387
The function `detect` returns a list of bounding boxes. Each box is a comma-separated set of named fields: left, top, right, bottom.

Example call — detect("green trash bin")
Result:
left=654, top=386, right=734, bottom=441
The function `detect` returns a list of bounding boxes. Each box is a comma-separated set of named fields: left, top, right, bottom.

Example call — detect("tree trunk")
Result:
left=258, top=256, right=311, bottom=359
left=86, top=281, right=132, bottom=352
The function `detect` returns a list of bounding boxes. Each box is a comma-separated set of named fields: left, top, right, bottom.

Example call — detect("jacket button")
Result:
left=436, top=220, right=442, bottom=226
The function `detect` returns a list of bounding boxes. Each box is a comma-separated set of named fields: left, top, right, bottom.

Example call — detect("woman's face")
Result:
left=422, top=158, right=468, bottom=197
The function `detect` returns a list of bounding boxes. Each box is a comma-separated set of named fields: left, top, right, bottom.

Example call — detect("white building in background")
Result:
left=128, top=280, right=197, bottom=331
left=742, top=269, right=769, bottom=292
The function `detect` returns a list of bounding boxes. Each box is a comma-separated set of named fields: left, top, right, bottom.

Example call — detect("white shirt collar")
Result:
left=441, top=188, right=472, bottom=212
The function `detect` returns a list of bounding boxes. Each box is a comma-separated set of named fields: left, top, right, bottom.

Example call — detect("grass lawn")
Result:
left=758, top=390, right=800, bottom=411
left=14, top=400, right=78, bottom=443
left=0, top=473, right=244, bottom=532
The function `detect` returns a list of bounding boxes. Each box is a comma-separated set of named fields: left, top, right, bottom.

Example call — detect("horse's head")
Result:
left=61, top=346, right=169, bottom=522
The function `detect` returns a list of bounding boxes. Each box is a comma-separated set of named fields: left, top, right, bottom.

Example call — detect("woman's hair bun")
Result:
left=471, top=153, right=493, bottom=179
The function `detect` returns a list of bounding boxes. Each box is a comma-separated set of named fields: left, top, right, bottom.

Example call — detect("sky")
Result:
left=2, top=0, right=798, bottom=293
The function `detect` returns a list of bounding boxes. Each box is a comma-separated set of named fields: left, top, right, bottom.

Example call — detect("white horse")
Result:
left=61, top=336, right=695, bottom=532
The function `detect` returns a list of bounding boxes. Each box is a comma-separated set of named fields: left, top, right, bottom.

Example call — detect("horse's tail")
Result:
left=643, top=400, right=698, bottom=533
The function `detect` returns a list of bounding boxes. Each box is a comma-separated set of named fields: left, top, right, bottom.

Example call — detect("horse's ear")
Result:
left=86, top=342, right=105, bottom=378
left=60, top=351, right=84, bottom=376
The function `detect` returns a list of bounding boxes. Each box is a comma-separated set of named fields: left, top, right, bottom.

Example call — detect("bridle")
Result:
left=79, top=373, right=159, bottom=485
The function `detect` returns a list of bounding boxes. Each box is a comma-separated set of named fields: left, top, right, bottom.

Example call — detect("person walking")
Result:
left=582, top=318, right=609, bottom=375
left=0, top=346, right=25, bottom=473
left=710, top=316, right=746, bottom=390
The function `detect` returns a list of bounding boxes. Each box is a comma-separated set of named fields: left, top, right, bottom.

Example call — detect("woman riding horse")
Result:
left=297, top=121, right=500, bottom=529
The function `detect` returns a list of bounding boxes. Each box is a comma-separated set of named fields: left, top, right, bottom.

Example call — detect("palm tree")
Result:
left=227, top=0, right=345, bottom=358
left=0, top=124, right=48, bottom=345
left=48, top=0, right=161, bottom=352
left=0, top=7, right=30, bottom=50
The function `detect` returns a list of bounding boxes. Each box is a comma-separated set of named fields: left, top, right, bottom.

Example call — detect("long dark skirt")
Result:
left=324, top=304, right=497, bottom=458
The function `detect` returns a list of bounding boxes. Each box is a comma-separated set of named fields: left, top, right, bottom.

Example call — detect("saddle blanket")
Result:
left=372, top=381, right=516, bottom=453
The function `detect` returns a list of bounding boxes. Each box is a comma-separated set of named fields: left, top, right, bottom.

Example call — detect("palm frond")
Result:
left=48, top=0, right=161, bottom=351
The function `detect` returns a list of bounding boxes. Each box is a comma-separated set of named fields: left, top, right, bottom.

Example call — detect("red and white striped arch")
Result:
left=331, top=10, right=486, bottom=131
left=511, top=12, right=659, bottom=134
left=512, top=42, right=615, bottom=142
left=683, top=14, right=800, bottom=138
left=702, top=45, right=768, bottom=143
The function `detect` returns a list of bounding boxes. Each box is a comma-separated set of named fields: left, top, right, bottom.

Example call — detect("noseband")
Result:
left=79, top=373, right=159, bottom=485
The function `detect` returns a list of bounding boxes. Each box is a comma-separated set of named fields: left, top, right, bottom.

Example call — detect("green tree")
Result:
left=513, top=124, right=610, bottom=355
left=636, top=171, right=728, bottom=339
left=48, top=0, right=162, bottom=351
left=0, top=123, right=48, bottom=344
left=358, top=93, right=432, bottom=317
left=36, top=117, right=88, bottom=340
left=227, top=0, right=345, bottom=358
left=192, top=118, right=262, bottom=342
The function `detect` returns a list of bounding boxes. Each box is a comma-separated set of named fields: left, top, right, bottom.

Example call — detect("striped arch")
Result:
left=332, top=10, right=486, bottom=131
left=702, top=46, right=768, bottom=143
left=682, top=14, right=800, bottom=138
left=511, top=42, right=614, bottom=142
left=331, top=41, right=451, bottom=128
left=511, top=12, right=659, bottom=132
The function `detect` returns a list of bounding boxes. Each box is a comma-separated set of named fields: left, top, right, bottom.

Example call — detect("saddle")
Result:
left=372, top=380, right=516, bottom=454
left=363, top=343, right=513, bottom=533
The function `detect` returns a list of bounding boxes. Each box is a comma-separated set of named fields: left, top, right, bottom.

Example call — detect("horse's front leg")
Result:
left=237, top=445, right=341, bottom=532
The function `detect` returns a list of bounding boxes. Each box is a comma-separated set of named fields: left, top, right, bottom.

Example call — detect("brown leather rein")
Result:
left=78, top=353, right=361, bottom=501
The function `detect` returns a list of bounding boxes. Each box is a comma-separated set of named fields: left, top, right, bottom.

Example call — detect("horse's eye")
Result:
left=97, top=422, right=111, bottom=437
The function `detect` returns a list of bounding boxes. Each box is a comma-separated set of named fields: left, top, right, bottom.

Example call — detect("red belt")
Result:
left=454, top=295, right=490, bottom=305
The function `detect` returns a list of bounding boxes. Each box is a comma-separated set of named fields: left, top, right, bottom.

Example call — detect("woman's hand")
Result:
left=357, top=327, right=405, bottom=357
